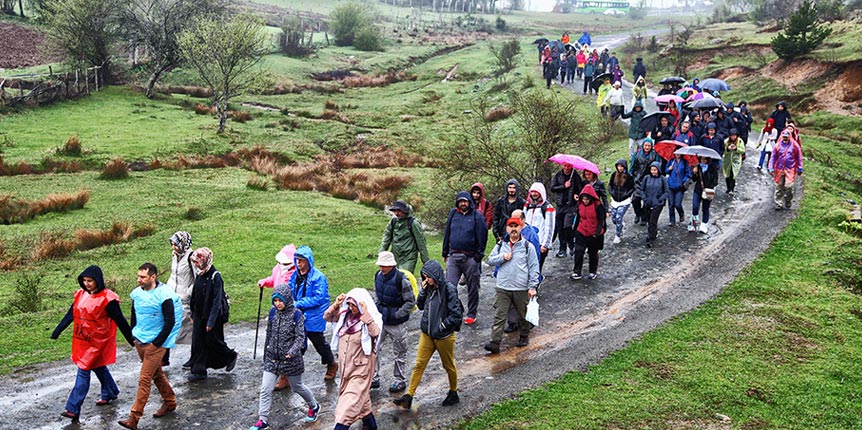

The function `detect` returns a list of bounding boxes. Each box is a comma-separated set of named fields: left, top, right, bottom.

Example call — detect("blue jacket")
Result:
left=584, top=60, right=596, bottom=77
left=665, top=158, right=691, bottom=191
left=131, top=282, right=182, bottom=348
left=638, top=162, right=669, bottom=207
left=288, top=246, right=331, bottom=332
left=578, top=31, right=591, bottom=46
left=700, top=133, right=724, bottom=157
left=442, top=191, right=488, bottom=259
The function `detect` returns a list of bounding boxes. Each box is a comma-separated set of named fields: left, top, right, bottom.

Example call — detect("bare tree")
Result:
left=178, top=14, right=268, bottom=133
left=121, top=0, right=224, bottom=99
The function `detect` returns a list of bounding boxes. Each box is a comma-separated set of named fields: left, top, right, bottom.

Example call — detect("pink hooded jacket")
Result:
left=258, top=244, right=297, bottom=288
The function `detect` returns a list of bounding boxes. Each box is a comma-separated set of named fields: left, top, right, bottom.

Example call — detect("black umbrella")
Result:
left=660, top=76, right=686, bottom=85
left=533, top=37, right=549, bottom=44
left=639, top=111, right=675, bottom=135
left=690, top=97, right=724, bottom=110
left=591, top=72, right=613, bottom=90
left=565, top=43, right=576, bottom=52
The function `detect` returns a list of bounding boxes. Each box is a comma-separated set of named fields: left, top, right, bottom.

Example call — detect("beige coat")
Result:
left=325, top=303, right=380, bottom=425
left=168, top=249, right=195, bottom=344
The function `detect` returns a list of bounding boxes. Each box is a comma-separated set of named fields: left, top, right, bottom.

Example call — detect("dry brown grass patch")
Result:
left=338, top=144, right=423, bottom=169
left=324, top=100, right=339, bottom=110
left=343, top=72, right=416, bottom=88
left=75, top=222, right=155, bottom=251
left=60, top=135, right=82, bottom=156
left=229, top=110, right=253, bottom=123
left=31, top=232, right=76, bottom=261
left=194, top=104, right=214, bottom=115
left=485, top=106, right=515, bottom=122
left=0, top=241, right=18, bottom=271
left=100, top=158, right=129, bottom=180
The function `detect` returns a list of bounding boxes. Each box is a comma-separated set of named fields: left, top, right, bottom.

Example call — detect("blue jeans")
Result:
left=691, top=191, right=712, bottom=223
left=65, top=366, right=119, bottom=415
left=610, top=204, right=630, bottom=237
left=758, top=150, right=771, bottom=168
left=668, top=189, right=685, bottom=223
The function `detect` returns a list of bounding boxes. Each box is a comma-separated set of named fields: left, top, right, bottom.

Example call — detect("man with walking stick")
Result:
left=255, top=244, right=297, bottom=390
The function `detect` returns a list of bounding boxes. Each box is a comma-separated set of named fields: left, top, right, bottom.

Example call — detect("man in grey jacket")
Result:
left=484, top=216, right=539, bottom=354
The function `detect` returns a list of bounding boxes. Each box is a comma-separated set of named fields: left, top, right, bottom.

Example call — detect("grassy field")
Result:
left=459, top=128, right=862, bottom=429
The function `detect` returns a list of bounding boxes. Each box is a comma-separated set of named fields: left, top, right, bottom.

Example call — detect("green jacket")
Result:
left=722, top=137, right=746, bottom=177
left=622, top=101, right=647, bottom=140
left=379, top=205, right=429, bottom=266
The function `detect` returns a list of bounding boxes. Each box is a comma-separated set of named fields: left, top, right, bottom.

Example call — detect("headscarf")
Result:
left=329, top=288, right=382, bottom=356
left=764, top=118, right=775, bottom=133
left=191, top=247, right=213, bottom=276
left=169, top=231, right=192, bottom=257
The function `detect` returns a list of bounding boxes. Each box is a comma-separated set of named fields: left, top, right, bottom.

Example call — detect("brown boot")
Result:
left=118, top=416, right=139, bottom=430
left=324, top=362, right=338, bottom=381
left=273, top=374, right=291, bottom=391
left=153, top=403, right=177, bottom=418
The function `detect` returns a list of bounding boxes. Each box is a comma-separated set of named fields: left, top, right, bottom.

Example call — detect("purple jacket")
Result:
left=770, top=138, right=803, bottom=171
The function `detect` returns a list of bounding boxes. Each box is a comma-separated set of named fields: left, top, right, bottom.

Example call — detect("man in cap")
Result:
left=442, top=191, right=488, bottom=325
left=380, top=200, right=429, bottom=274
left=371, top=251, right=415, bottom=393
left=484, top=216, right=539, bottom=354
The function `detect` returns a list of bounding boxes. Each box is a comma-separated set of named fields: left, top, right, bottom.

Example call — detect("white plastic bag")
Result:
left=525, top=297, right=539, bottom=326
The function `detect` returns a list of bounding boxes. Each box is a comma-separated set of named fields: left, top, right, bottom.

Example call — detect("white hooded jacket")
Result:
left=523, top=182, right=555, bottom=249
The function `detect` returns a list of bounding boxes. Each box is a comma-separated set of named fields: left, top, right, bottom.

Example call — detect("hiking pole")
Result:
left=253, top=285, right=263, bottom=359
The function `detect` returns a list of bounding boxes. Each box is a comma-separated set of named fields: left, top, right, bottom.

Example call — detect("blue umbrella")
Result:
left=548, top=40, right=564, bottom=51
left=699, top=78, right=730, bottom=92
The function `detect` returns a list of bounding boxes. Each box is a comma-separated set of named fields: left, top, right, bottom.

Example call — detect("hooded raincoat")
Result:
left=289, top=246, right=331, bottom=333
left=471, top=182, right=494, bottom=230
left=523, top=182, right=555, bottom=250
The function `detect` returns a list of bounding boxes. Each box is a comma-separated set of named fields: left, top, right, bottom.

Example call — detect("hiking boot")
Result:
left=249, top=419, right=269, bottom=430
left=484, top=341, right=500, bottom=354
left=118, top=417, right=139, bottom=430
left=393, top=394, right=413, bottom=409
left=153, top=403, right=176, bottom=418
left=442, top=390, right=460, bottom=406
left=503, top=322, right=517, bottom=333
left=226, top=354, right=237, bottom=372
left=324, top=363, right=338, bottom=381
left=305, top=403, right=320, bottom=423
left=516, top=336, right=529, bottom=347
left=273, top=375, right=291, bottom=391
left=570, top=273, right=582, bottom=280
left=389, top=381, right=406, bottom=393
left=370, top=379, right=380, bottom=389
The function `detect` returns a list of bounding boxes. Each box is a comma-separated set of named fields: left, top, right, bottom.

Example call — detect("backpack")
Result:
left=268, top=307, right=308, bottom=354
left=395, top=269, right=419, bottom=312
left=492, top=239, right=531, bottom=278
left=389, top=216, right=418, bottom=248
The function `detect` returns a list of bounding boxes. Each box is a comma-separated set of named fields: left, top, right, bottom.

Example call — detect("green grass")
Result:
left=0, top=167, right=443, bottom=373
left=459, top=126, right=862, bottom=430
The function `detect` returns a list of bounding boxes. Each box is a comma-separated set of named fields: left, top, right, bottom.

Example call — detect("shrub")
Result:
left=3, top=274, right=44, bottom=315
left=495, top=16, right=507, bottom=31
left=32, top=232, right=76, bottom=261
left=354, top=25, right=384, bottom=51
left=489, top=38, right=521, bottom=74
left=185, top=206, right=204, bottom=220
left=229, top=110, right=253, bottom=123
left=100, top=158, right=129, bottom=180
left=247, top=174, right=269, bottom=190
left=60, top=135, right=82, bottom=156
left=330, top=2, right=372, bottom=46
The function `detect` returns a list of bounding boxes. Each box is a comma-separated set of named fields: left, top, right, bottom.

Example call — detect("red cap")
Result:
left=506, top=217, right=523, bottom=226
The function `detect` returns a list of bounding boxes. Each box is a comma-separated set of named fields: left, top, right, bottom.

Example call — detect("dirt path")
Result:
left=0, top=33, right=801, bottom=430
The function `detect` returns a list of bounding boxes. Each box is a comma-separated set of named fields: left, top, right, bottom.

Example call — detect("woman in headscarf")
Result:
left=187, top=247, right=238, bottom=381
left=756, top=118, right=777, bottom=170
left=165, top=231, right=194, bottom=368
left=769, top=129, right=803, bottom=210
left=324, top=288, right=382, bottom=430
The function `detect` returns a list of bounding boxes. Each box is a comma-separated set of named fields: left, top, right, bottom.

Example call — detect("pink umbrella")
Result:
left=548, top=154, right=600, bottom=175
left=686, top=92, right=714, bottom=102
left=654, top=94, right=684, bottom=104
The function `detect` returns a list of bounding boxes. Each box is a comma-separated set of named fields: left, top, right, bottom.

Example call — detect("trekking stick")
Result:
left=253, top=286, right=263, bottom=359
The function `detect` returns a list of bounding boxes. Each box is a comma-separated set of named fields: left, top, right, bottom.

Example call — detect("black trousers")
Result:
left=573, top=232, right=602, bottom=275
left=645, top=205, right=664, bottom=243
left=189, top=318, right=237, bottom=376
left=306, top=331, right=334, bottom=365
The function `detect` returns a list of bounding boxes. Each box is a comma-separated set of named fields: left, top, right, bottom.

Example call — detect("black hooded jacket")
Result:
left=493, top=179, right=527, bottom=240
left=417, top=260, right=463, bottom=339
left=52, top=265, right=134, bottom=346
left=609, top=159, right=636, bottom=202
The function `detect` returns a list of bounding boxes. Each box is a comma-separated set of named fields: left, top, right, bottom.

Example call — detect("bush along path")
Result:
left=0, top=146, right=798, bottom=430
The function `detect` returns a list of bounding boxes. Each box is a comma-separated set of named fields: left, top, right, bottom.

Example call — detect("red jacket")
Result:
left=471, top=182, right=494, bottom=230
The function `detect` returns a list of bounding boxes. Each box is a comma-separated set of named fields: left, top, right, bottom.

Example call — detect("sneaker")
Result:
left=699, top=222, right=708, bottom=233
left=393, top=394, right=413, bottom=409
left=60, top=411, right=78, bottom=420
left=182, top=360, right=192, bottom=370
left=370, top=379, right=380, bottom=389
left=613, top=235, right=621, bottom=244
left=687, top=224, right=696, bottom=232
left=645, top=241, right=653, bottom=248
left=483, top=341, right=500, bottom=354
left=634, top=216, right=640, bottom=224
left=249, top=419, right=270, bottom=430
left=668, top=221, right=676, bottom=227
left=785, top=202, right=792, bottom=209
left=570, top=273, right=582, bottom=280
left=225, top=354, right=237, bottom=372
left=516, top=336, right=529, bottom=347
left=464, top=316, right=476, bottom=325
left=95, top=397, right=116, bottom=406
left=640, top=220, right=647, bottom=226
left=442, top=390, right=460, bottom=406
left=305, top=403, right=320, bottom=423
left=389, top=381, right=407, bottom=393
left=587, top=273, right=597, bottom=280
left=555, top=251, right=567, bottom=258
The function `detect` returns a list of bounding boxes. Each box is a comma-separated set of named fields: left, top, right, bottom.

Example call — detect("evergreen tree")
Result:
left=771, top=0, right=832, bottom=60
